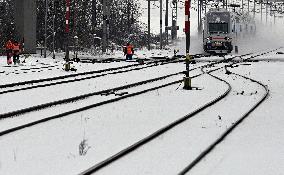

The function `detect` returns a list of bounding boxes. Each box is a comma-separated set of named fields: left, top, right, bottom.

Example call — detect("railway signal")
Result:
left=184, top=0, right=192, bottom=90
left=185, top=0, right=191, bottom=54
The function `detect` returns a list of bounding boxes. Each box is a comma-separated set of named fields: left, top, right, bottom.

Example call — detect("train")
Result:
left=203, top=7, right=256, bottom=54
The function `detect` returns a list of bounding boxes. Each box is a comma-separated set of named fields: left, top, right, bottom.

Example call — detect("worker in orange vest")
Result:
left=12, top=41, right=21, bottom=64
left=124, top=43, right=134, bottom=60
left=5, top=40, right=13, bottom=64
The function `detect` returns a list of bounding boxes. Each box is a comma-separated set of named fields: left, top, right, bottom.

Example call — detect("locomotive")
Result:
left=203, top=7, right=256, bottom=54
left=203, top=8, right=234, bottom=54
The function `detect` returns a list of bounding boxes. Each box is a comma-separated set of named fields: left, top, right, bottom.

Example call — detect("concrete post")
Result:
left=14, top=0, right=36, bottom=53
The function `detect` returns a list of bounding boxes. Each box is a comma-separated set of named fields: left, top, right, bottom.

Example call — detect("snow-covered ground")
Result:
left=0, top=2, right=284, bottom=175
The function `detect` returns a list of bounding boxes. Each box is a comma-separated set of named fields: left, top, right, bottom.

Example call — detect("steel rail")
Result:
left=0, top=64, right=159, bottom=95
left=0, top=69, right=186, bottom=119
left=0, top=55, right=231, bottom=136
left=77, top=48, right=280, bottom=175
left=77, top=66, right=232, bottom=175
left=0, top=53, right=213, bottom=89
left=0, top=79, right=184, bottom=137
left=1, top=65, right=60, bottom=75
left=0, top=62, right=151, bottom=89
left=178, top=63, right=272, bottom=175
left=0, top=54, right=215, bottom=119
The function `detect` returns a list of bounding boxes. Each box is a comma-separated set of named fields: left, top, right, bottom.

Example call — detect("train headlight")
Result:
left=206, top=37, right=212, bottom=40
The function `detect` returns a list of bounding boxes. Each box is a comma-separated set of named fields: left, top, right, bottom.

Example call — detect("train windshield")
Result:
left=208, top=23, right=228, bottom=34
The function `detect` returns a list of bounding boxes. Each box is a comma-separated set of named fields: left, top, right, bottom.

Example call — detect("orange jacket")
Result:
left=13, top=43, right=21, bottom=55
left=126, top=45, right=134, bottom=55
left=6, top=40, right=13, bottom=50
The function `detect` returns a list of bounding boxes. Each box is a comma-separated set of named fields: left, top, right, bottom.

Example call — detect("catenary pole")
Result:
left=44, top=0, right=48, bottom=58
left=65, top=0, right=70, bottom=61
left=248, top=0, right=250, bottom=14
left=102, top=0, right=107, bottom=53
left=261, top=0, right=263, bottom=22
left=242, top=0, right=243, bottom=13
left=148, top=0, right=151, bottom=50
left=52, top=0, right=55, bottom=59
left=253, top=0, right=256, bottom=18
left=165, top=0, right=169, bottom=45
left=266, top=0, right=268, bottom=24
left=160, top=0, right=162, bottom=50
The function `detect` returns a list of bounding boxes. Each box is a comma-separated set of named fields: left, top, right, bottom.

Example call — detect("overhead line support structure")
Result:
left=148, top=0, right=151, bottom=50
left=102, top=0, right=107, bottom=53
left=65, top=0, right=70, bottom=61
left=160, top=0, right=163, bottom=50
left=44, top=0, right=48, bottom=58
left=165, top=0, right=169, bottom=45
left=172, top=0, right=178, bottom=40
left=147, top=0, right=159, bottom=50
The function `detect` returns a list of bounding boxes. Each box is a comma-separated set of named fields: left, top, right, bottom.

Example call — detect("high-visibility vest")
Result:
left=6, top=41, right=13, bottom=50
left=13, top=44, right=20, bottom=51
left=127, top=45, right=133, bottom=55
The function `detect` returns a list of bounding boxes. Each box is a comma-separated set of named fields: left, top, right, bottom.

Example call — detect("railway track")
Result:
left=178, top=71, right=269, bottom=175
left=0, top=61, right=153, bottom=89
left=77, top=67, right=232, bottom=175
left=0, top=62, right=168, bottom=95
left=0, top=48, right=280, bottom=175
left=0, top=64, right=61, bottom=75
left=0, top=54, right=219, bottom=119
left=0, top=48, right=278, bottom=136
left=0, top=57, right=199, bottom=95
left=76, top=48, right=279, bottom=175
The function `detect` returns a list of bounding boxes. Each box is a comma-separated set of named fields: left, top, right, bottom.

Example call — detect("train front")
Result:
left=203, top=9, right=233, bottom=54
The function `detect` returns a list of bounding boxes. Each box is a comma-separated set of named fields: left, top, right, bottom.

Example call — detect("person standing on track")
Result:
left=5, top=40, right=13, bottom=65
left=124, top=43, right=134, bottom=60
left=12, top=41, right=21, bottom=65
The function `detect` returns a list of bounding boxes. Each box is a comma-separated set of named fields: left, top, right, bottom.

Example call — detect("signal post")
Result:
left=184, top=0, right=192, bottom=90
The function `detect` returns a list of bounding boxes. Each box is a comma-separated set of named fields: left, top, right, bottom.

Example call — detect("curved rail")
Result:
left=178, top=70, right=270, bottom=175
left=0, top=69, right=186, bottom=119
left=0, top=50, right=274, bottom=131
left=77, top=48, right=280, bottom=175
left=0, top=54, right=216, bottom=119
left=0, top=55, right=235, bottom=136
left=77, top=65, right=232, bottom=175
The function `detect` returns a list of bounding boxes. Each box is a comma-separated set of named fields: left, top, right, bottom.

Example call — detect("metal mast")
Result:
left=165, top=0, right=169, bottom=45
left=148, top=0, right=151, bottom=50
left=102, top=0, right=107, bottom=53
left=65, top=0, right=70, bottom=61
left=160, top=0, right=163, bottom=49
left=44, top=0, right=48, bottom=58
left=172, top=0, right=178, bottom=40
